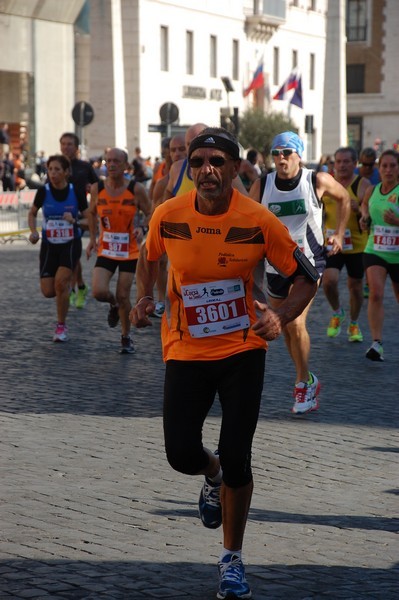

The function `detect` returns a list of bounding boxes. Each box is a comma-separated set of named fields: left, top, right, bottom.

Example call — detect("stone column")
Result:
left=322, top=0, right=347, bottom=154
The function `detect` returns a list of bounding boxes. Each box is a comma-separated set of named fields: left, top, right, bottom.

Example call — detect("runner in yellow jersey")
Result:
left=163, top=123, right=207, bottom=199
left=322, top=146, right=370, bottom=342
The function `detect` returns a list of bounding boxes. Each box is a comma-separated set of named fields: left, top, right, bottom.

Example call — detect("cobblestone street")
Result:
left=0, top=242, right=398, bottom=599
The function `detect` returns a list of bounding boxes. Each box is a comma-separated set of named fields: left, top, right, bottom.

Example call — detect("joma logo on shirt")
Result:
left=195, top=227, right=221, bottom=234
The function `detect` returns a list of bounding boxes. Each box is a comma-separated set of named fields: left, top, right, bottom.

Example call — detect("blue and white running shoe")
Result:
left=217, top=553, right=252, bottom=599
left=198, top=476, right=222, bottom=529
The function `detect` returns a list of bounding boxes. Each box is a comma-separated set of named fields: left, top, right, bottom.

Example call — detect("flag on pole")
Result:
left=273, top=69, right=303, bottom=109
left=243, top=62, right=265, bottom=97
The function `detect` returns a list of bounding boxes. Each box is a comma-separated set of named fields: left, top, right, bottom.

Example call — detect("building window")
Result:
left=186, top=30, right=194, bottom=75
left=210, top=35, right=217, bottom=78
left=292, top=50, right=298, bottom=69
left=309, top=53, right=315, bottom=90
left=347, top=64, right=365, bottom=92
left=347, top=0, right=367, bottom=42
left=273, top=47, right=279, bottom=85
left=160, top=26, right=169, bottom=71
left=232, top=39, right=239, bottom=81
left=347, top=116, right=363, bottom=154
left=309, top=0, right=316, bottom=9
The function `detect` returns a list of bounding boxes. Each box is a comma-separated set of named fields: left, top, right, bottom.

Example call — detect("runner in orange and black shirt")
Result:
left=86, top=148, right=151, bottom=354
left=130, top=128, right=319, bottom=599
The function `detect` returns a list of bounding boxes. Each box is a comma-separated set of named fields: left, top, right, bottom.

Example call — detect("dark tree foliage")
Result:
left=238, top=109, right=298, bottom=161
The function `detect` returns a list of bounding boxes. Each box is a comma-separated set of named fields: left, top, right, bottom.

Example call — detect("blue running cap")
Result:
left=271, top=131, right=304, bottom=157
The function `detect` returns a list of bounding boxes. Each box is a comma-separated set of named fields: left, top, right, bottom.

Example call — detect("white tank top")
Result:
left=261, top=168, right=324, bottom=273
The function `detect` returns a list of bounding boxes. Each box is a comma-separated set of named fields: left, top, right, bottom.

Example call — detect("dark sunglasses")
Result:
left=271, top=148, right=296, bottom=157
left=188, top=156, right=233, bottom=168
left=361, top=162, right=375, bottom=167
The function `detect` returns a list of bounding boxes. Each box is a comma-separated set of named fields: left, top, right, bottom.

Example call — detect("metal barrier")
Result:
left=0, top=189, right=37, bottom=243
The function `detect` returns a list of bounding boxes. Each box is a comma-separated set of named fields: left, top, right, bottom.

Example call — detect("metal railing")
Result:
left=0, top=189, right=37, bottom=243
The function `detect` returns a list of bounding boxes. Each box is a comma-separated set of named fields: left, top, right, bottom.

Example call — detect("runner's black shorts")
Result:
left=325, top=252, right=364, bottom=279
left=363, top=252, right=399, bottom=282
left=163, top=349, right=266, bottom=488
left=267, top=253, right=325, bottom=299
left=95, top=256, right=137, bottom=274
left=39, top=238, right=81, bottom=278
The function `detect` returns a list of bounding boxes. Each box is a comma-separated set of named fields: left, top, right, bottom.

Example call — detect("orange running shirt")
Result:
left=97, top=180, right=141, bottom=260
left=152, top=160, right=167, bottom=184
left=146, top=189, right=298, bottom=361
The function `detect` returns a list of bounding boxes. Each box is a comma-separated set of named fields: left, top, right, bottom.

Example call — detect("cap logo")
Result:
left=188, top=133, right=240, bottom=160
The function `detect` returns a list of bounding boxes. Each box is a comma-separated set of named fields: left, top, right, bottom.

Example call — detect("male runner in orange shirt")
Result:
left=130, top=128, right=319, bottom=599
left=86, top=148, right=151, bottom=353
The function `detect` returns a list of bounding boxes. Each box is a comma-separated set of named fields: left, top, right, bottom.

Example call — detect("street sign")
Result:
left=159, top=102, right=179, bottom=124
left=72, top=101, right=94, bottom=127
left=148, top=123, right=167, bottom=133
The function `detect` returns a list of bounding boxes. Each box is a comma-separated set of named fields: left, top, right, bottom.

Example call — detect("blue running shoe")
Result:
left=198, top=476, right=222, bottom=529
left=217, top=553, right=252, bottom=599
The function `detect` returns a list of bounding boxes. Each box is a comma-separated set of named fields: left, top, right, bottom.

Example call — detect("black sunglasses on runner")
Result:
left=271, top=148, right=296, bottom=157
left=188, top=156, right=233, bottom=168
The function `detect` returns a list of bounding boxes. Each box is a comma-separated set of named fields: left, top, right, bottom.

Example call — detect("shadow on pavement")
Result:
left=151, top=500, right=399, bottom=534
left=0, top=559, right=398, bottom=599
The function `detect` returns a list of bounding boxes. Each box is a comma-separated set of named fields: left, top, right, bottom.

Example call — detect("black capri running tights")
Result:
left=163, top=349, right=266, bottom=489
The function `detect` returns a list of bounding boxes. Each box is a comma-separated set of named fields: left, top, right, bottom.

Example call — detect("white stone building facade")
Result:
left=0, top=0, right=330, bottom=162
left=0, top=0, right=396, bottom=164
left=86, top=0, right=330, bottom=161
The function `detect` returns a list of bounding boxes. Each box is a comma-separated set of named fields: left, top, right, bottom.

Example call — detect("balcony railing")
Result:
left=246, top=0, right=286, bottom=41
left=256, top=0, right=286, bottom=19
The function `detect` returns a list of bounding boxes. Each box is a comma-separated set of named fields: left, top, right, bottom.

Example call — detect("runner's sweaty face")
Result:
left=47, top=160, right=69, bottom=188
left=169, top=136, right=186, bottom=162
left=60, top=136, right=78, bottom=160
left=334, top=151, right=356, bottom=180
left=379, top=155, right=399, bottom=186
left=106, top=149, right=127, bottom=178
left=190, top=148, right=239, bottom=209
left=272, top=147, right=301, bottom=180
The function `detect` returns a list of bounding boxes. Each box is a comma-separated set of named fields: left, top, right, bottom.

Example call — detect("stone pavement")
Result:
left=0, top=241, right=398, bottom=599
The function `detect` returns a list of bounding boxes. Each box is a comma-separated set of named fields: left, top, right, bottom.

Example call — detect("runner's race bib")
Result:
left=102, top=232, right=129, bottom=258
left=46, top=219, right=74, bottom=244
left=373, top=225, right=399, bottom=252
left=326, top=228, right=353, bottom=251
left=181, top=278, right=249, bottom=338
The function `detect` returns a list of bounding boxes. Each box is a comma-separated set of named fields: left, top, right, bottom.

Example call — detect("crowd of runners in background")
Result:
left=17, top=124, right=399, bottom=600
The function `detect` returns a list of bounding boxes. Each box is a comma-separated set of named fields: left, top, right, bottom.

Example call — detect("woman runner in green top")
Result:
left=360, top=149, right=399, bottom=361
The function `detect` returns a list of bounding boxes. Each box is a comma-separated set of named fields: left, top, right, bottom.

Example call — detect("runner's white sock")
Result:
left=220, top=547, right=242, bottom=561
